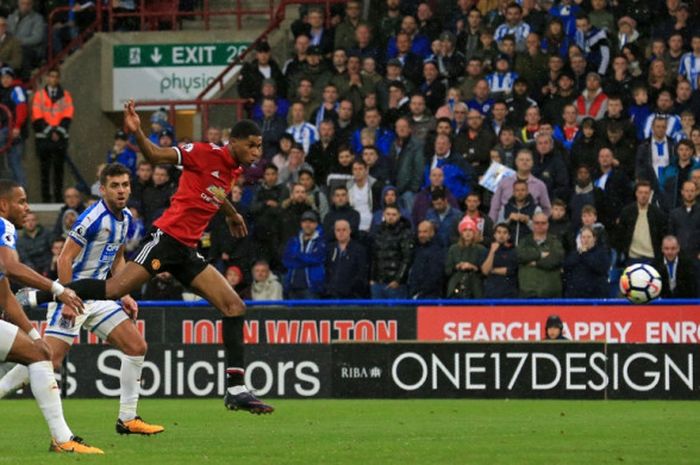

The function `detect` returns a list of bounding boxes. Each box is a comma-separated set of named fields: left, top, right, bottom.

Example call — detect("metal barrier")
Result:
left=134, top=98, right=249, bottom=140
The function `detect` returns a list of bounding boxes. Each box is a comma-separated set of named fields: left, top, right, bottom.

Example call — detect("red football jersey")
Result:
left=154, top=142, right=242, bottom=247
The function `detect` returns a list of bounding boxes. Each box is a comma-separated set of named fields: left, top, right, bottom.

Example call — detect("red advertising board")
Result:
left=417, top=305, right=700, bottom=343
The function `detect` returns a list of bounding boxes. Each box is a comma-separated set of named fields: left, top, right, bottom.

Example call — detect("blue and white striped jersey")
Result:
left=486, top=71, right=519, bottom=95
left=67, top=200, right=132, bottom=281
left=494, top=22, right=530, bottom=50
left=678, top=52, right=700, bottom=90
left=0, top=217, right=17, bottom=281
left=643, top=113, right=683, bottom=141
left=286, top=122, right=319, bottom=154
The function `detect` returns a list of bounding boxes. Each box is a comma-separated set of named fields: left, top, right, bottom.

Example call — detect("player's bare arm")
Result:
left=123, top=99, right=179, bottom=165
left=207, top=186, right=248, bottom=238
left=55, top=238, right=85, bottom=321
left=112, top=246, right=138, bottom=319
left=0, top=246, right=84, bottom=314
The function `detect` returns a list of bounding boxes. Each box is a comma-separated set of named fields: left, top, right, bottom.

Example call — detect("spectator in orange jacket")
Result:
left=32, top=67, right=73, bottom=202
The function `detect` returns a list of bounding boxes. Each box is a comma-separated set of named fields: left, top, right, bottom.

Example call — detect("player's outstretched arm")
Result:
left=123, top=99, right=179, bottom=165
left=0, top=247, right=84, bottom=313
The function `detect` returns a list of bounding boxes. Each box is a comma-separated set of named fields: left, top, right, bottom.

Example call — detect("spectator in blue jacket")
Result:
left=325, top=219, right=369, bottom=298
left=282, top=210, right=327, bottom=299
left=351, top=107, right=395, bottom=156
left=423, top=134, right=473, bottom=201
left=107, top=130, right=137, bottom=175
left=407, top=220, right=446, bottom=298
left=424, top=187, right=461, bottom=247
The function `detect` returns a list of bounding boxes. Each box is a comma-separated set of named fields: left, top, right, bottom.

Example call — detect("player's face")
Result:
left=4, top=187, right=29, bottom=228
left=101, top=173, right=131, bottom=211
left=230, top=135, right=263, bottom=166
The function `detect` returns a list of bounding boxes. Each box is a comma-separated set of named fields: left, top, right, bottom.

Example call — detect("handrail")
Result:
left=196, top=0, right=345, bottom=101
left=134, top=298, right=700, bottom=308
left=0, top=103, right=14, bottom=155
left=105, top=0, right=276, bottom=32
left=134, top=98, right=250, bottom=139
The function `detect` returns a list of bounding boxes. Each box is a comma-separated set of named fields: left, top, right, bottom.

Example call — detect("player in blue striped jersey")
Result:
left=0, top=163, right=164, bottom=436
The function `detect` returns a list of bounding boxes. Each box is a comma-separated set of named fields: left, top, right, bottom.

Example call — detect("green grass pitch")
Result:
left=1, top=399, right=699, bottom=465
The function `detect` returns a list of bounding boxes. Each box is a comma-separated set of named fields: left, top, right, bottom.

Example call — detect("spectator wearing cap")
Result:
left=543, top=315, right=568, bottom=340
left=225, top=264, right=251, bottom=300
left=106, top=130, right=137, bottom=175
left=542, top=70, right=579, bottom=127
left=406, top=220, right=445, bottom=298
left=486, top=54, right=518, bottom=100
left=325, top=218, right=369, bottom=298
left=516, top=212, right=565, bottom=298
left=482, top=222, right=518, bottom=298
left=32, top=67, right=73, bottom=203
left=614, top=16, right=641, bottom=53
left=238, top=41, right=286, bottom=107
left=288, top=46, right=331, bottom=99
left=0, top=16, right=22, bottom=71
left=494, top=3, right=530, bottom=52
left=158, top=128, right=174, bottom=148
left=370, top=204, right=414, bottom=299
left=7, top=0, right=45, bottom=79
left=575, top=72, right=608, bottom=122
left=574, top=13, right=610, bottom=76
left=435, top=31, right=465, bottom=86
left=147, top=108, right=172, bottom=145
left=282, top=209, right=326, bottom=300
left=445, top=216, right=487, bottom=298
left=0, top=65, right=26, bottom=187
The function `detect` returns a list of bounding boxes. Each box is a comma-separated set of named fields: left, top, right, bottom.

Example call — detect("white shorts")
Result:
left=0, top=319, right=19, bottom=362
left=45, top=300, right=129, bottom=346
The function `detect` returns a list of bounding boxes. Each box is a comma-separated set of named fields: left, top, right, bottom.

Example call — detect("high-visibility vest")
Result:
left=31, top=88, right=74, bottom=126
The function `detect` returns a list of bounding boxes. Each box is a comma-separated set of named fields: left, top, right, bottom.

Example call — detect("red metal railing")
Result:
left=134, top=99, right=249, bottom=140
left=196, top=0, right=345, bottom=100
left=106, top=0, right=276, bottom=32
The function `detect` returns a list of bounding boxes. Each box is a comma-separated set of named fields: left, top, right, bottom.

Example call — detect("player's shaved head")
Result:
left=0, top=178, right=20, bottom=199
left=230, top=119, right=261, bottom=139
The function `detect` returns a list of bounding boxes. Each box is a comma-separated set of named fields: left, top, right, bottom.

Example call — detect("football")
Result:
left=619, top=263, right=663, bottom=304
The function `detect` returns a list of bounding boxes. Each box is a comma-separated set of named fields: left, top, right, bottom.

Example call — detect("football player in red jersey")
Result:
left=20, top=100, right=273, bottom=414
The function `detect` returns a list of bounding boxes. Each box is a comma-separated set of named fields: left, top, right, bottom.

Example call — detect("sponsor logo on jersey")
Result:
left=211, top=170, right=220, bottom=179
left=151, top=259, right=161, bottom=271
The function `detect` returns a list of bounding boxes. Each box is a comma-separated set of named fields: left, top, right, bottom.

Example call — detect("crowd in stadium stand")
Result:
left=13, top=0, right=700, bottom=300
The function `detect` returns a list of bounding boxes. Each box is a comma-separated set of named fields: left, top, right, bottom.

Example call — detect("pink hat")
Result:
left=458, top=216, right=478, bottom=234
left=618, top=16, right=636, bottom=29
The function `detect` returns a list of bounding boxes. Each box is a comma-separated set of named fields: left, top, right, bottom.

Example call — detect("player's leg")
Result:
left=0, top=303, right=75, bottom=398
left=188, top=265, right=274, bottom=414
left=20, top=261, right=151, bottom=306
left=96, top=310, right=164, bottom=435
left=1, top=321, right=102, bottom=454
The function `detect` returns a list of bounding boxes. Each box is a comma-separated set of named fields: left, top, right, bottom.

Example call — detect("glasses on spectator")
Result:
left=533, top=221, right=548, bottom=225
left=454, top=110, right=467, bottom=114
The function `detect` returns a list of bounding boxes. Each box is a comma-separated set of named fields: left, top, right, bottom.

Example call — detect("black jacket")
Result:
left=654, top=255, right=697, bottom=298
left=616, top=202, right=668, bottom=259
left=237, top=59, right=286, bottom=100
left=407, top=238, right=446, bottom=298
left=635, top=137, right=676, bottom=189
left=141, top=182, right=174, bottom=230
left=307, top=139, right=338, bottom=188
left=563, top=244, right=611, bottom=298
left=323, top=204, right=361, bottom=242
left=668, top=203, right=700, bottom=257
left=594, top=168, right=632, bottom=229
left=483, top=243, right=519, bottom=298
left=256, top=115, right=288, bottom=160
left=370, top=217, right=414, bottom=284
left=532, top=150, right=570, bottom=202
left=325, top=240, right=369, bottom=298
left=453, top=128, right=498, bottom=176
